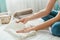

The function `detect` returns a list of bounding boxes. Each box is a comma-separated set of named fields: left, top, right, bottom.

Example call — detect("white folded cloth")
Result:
left=4, top=19, right=37, bottom=40
left=5, top=29, right=36, bottom=38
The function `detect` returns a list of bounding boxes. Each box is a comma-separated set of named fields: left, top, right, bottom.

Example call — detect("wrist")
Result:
left=26, top=17, right=31, bottom=21
left=28, top=27, right=36, bottom=31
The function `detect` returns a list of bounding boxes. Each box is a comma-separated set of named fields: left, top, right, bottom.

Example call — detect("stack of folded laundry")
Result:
left=4, top=19, right=37, bottom=40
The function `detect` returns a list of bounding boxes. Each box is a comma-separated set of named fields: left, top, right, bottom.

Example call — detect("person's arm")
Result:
left=31, top=13, right=60, bottom=31
left=27, top=0, right=56, bottom=21
left=17, top=0, right=56, bottom=23
left=16, top=12, right=60, bottom=33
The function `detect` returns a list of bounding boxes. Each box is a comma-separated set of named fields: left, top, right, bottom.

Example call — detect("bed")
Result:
left=0, top=18, right=60, bottom=40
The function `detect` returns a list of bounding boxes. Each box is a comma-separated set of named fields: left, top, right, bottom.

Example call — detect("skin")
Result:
left=16, top=0, right=60, bottom=33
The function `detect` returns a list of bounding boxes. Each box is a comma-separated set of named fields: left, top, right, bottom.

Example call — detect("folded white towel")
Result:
left=6, top=19, right=25, bottom=31
left=5, top=28, right=36, bottom=40
left=4, top=20, right=37, bottom=40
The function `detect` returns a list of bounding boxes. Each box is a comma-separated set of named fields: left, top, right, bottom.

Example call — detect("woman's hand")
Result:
left=16, top=27, right=32, bottom=33
left=16, top=17, right=29, bottom=24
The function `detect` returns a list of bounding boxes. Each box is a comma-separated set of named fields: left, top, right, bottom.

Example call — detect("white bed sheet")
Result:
left=25, top=30, right=60, bottom=40
left=0, top=31, right=16, bottom=40
left=0, top=30, right=60, bottom=40
left=0, top=18, right=60, bottom=40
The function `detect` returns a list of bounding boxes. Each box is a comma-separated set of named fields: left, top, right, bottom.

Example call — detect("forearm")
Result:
left=29, top=16, right=59, bottom=31
left=27, top=9, right=50, bottom=21
left=27, top=0, right=56, bottom=21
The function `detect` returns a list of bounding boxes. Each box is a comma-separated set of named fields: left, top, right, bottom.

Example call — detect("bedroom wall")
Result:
left=6, top=0, right=48, bottom=15
left=0, top=0, right=7, bottom=12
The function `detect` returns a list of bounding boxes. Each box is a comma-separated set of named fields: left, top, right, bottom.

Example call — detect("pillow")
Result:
left=14, top=8, right=33, bottom=19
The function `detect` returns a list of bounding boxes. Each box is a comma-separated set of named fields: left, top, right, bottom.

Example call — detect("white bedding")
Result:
left=0, top=30, right=60, bottom=40
left=25, top=30, right=60, bottom=40
left=4, top=19, right=37, bottom=40
left=0, top=18, right=60, bottom=40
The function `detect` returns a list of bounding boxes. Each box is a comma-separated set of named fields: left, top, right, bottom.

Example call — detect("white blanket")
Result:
left=1, top=30, right=60, bottom=40
left=25, top=30, right=60, bottom=40
left=3, top=18, right=60, bottom=40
